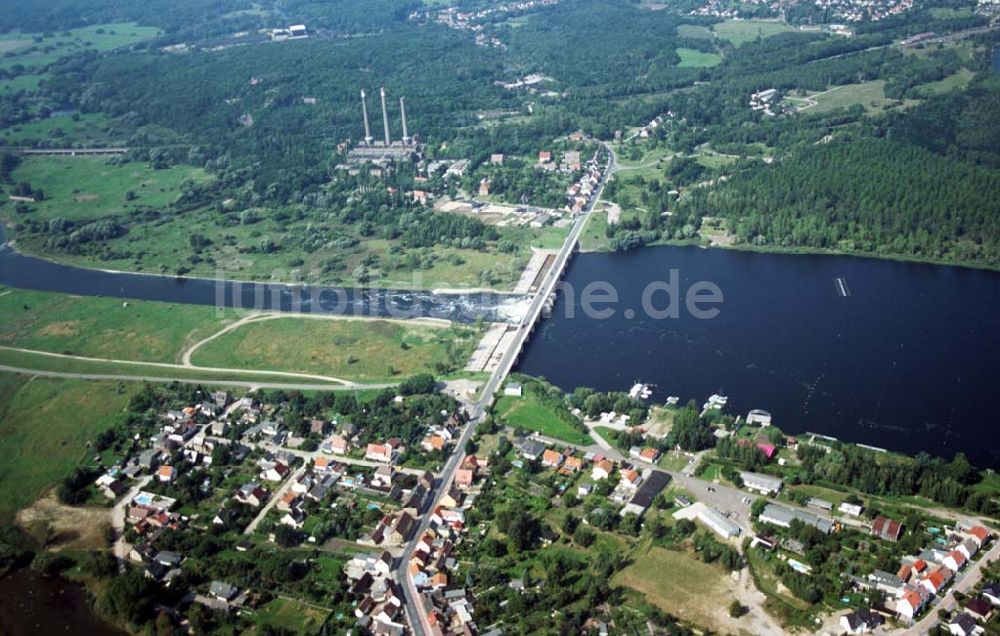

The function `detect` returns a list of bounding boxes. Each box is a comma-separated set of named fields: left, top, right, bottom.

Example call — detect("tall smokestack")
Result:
left=380, top=87, right=391, bottom=146
left=400, top=96, right=411, bottom=145
left=360, top=89, right=373, bottom=146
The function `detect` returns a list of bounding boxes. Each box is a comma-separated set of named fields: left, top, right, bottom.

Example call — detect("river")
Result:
left=0, top=225, right=528, bottom=323
left=0, top=568, right=123, bottom=635
left=517, top=246, right=1000, bottom=469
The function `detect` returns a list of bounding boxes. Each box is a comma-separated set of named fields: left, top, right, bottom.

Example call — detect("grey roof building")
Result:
left=758, top=503, right=832, bottom=533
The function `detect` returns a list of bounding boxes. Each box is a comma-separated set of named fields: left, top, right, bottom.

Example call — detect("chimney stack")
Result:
left=380, top=87, right=391, bottom=146
left=400, top=96, right=411, bottom=146
left=360, top=89, right=373, bottom=146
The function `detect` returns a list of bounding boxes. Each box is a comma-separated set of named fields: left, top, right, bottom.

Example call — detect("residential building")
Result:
left=966, top=597, right=994, bottom=621
left=366, top=443, right=394, bottom=464
left=840, top=610, right=884, bottom=634
left=948, top=613, right=977, bottom=636
left=896, top=588, right=929, bottom=620
left=592, top=459, right=614, bottom=480
left=541, top=449, right=563, bottom=469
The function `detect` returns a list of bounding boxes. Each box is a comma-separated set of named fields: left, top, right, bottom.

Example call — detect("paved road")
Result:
left=893, top=538, right=1000, bottom=636
left=395, top=147, right=616, bottom=635
left=0, top=363, right=394, bottom=391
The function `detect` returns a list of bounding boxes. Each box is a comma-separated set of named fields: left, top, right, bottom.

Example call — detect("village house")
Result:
left=372, top=464, right=395, bottom=490
left=261, top=462, right=290, bottom=482
left=541, top=449, right=564, bottom=469
left=592, top=459, right=614, bottom=480
left=421, top=435, right=447, bottom=453
left=366, top=442, right=395, bottom=464
left=840, top=609, right=884, bottom=634
left=157, top=465, right=176, bottom=483
left=277, top=491, right=300, bottom=512
left=327, top=435, right=349, bottom=455
left=236, top=482, right=268, bottom=507
left=896, top=587, right=930, bottom=619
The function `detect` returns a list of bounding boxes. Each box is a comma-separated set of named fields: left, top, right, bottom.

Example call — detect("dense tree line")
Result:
left=676, top=137, right=1000, bottom=267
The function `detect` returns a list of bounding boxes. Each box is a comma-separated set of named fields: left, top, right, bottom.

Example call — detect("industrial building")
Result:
left=758, top=503, right=832, bottom=534
left=620, top=470, right=671, bottom=517
left=740, top=471, right=784, bottom=495
left=346, top=87, right=421, bottom=164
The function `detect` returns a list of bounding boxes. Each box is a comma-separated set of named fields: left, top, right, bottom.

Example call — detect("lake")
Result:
left=0, top=568, right=123, bottom=635
left=517, top=246, right=1000, bottom=468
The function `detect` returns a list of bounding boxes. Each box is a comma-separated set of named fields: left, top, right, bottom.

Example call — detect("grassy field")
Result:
left=677, top=24, right=714, bottom=39
left=252, top=597, right=330, bottom=635
left=7, top=157, right=213, bottom=222
left=0, top=287, right=228, bottom=363
left=713, top=19, right=795, bottom=46
left=494, top=391, right=592, bottom=445
left=0, top=113, right=113, bottom=145
left=911, top=67, right=974, bottom=97
left=809, top=81, right=892, bottom=114
left=0, top=23, right=161, bottom=73
left=614, top=545, right=738, bottom=631
left=0, top=373, right=136, bottom=521
left=677, top=48, right=722, bottom=68
left=0, top=346, right=350, bottom=386
left=191, top=316, right=480, bottom=381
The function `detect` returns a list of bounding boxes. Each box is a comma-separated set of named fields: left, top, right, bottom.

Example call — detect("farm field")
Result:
left=677, top=47, right=722, bottom=67
left=0, top=373, right=136, bottom=521
left=712, top=19, right=795, bottom=46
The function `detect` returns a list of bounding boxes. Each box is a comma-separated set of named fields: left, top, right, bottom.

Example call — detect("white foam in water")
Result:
left=494, top=296, right=532, bottom=323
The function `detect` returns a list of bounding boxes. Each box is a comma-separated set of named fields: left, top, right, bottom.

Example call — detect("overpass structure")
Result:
left=394, top=144, right=616, bottom=635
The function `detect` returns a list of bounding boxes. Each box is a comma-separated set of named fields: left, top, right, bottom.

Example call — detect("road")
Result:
left=0, top=363, right=394, bottom=391
left=395, top=146, right=616, bottom=635
left=894, top=538, right=1000, bottom=636
left=244, top=464, right=309, bottom=535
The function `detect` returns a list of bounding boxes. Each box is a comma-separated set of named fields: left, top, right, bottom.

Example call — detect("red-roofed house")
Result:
left=563, top=456, right=584, bottom=473
left=912, top=559, right=927, bottom=574
left=969, top=526, right=991, bottom=547
left=592, top=459, right=614, bottom=480
left=542, top=449, right=563, bottom=468
left=920, top=566, right=953, bottom=594
left=897, top=588, right=928, bottom=619
left=157, top=465, right=176, bottom=483
left=455, top=467, right=475, bottom=489
left=943, top=550, right=967, bottom=572
left=897, top=564, right=913, bottom=582
left=365, top=443, right=394, bottom=464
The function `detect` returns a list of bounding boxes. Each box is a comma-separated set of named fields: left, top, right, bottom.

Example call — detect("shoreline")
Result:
left=581, top=234, right=1000, bottom=273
